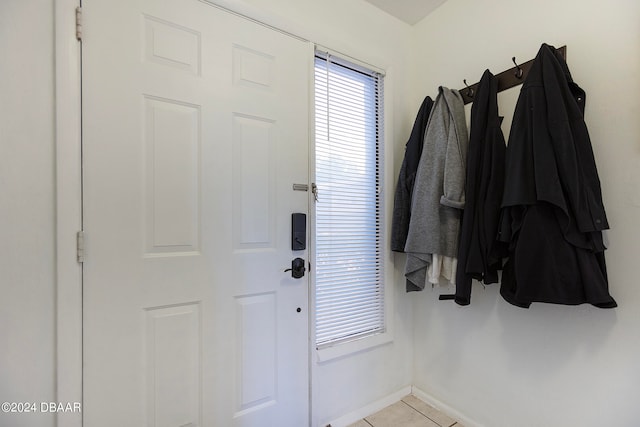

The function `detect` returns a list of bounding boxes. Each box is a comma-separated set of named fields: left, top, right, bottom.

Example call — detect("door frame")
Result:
left=54, top=1, right=82, bottom=427
left=55, top=2, right=392, bottom=426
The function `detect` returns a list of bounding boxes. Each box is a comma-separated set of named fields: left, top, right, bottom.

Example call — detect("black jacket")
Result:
left=391, top=96, right=434, bottom=252
left=499, top=43, right=616, bottom=308
left=455, top=70, right=507, bottom=305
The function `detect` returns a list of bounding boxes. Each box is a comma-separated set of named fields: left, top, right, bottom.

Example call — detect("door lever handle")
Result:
left=284, top=257, right=305, bottom=279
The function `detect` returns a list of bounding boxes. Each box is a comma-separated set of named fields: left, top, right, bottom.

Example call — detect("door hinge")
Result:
left=75, top=7, right=82, bottom=41
left=76, top=231, right=85, bottom=263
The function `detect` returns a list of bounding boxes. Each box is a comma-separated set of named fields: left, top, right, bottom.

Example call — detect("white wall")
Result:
left=0, top=1, right=57, bottom=426
left=232, top=1, right=417, bottom=425
left=409, top=0, right=640, bottom=426
left=9, top=1, right=638, bottom=427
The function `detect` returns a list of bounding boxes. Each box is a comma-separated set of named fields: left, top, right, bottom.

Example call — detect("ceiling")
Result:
left=363, top=0, right=447, bottom=25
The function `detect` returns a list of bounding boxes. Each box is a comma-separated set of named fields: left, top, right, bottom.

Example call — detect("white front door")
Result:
left=82, top=1, right=310, bottom=425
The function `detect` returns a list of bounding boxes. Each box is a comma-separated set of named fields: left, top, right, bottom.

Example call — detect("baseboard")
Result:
left=411, top=386, right=485, bottom=427
left=322, top=385, right=412, bottom=427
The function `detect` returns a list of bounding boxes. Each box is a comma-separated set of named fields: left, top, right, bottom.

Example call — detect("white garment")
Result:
left=427, top=254, right=457, bottom=286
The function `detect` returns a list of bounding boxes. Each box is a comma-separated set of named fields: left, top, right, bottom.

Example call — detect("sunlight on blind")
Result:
left=314, top=52, right=385, bottom=349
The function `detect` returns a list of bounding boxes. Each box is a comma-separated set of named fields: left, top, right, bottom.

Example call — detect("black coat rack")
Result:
left=458, top=45, right=567, bottom=104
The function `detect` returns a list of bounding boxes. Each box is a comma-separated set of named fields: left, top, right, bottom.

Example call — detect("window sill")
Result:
left=315, top=330, right=393, bottom=363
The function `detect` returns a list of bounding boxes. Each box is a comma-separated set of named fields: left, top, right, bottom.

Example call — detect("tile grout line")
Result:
left=399, top=400, right=440, bottom=425
left=400, top=397, right=457, bottom=427
left=358, top=396, right=461, bottom=427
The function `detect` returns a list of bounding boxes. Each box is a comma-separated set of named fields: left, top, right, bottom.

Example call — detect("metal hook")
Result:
left=512, top=56, right=523, bottom=79
left=463, top=79, right=474, bottom=98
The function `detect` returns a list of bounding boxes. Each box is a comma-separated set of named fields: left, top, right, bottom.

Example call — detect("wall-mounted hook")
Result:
left=512, top=56, right=523, bottom=79
left=463, top=79, right=474, bottom=98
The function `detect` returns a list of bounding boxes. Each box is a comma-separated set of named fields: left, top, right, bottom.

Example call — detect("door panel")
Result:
left=82, top=1, right=310, bottom=425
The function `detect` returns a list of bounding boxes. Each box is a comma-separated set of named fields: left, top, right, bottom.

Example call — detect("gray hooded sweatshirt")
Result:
left=404, top=87, right=468, bottom=291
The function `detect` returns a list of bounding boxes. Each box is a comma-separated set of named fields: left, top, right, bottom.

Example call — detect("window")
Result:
left=314, top=51, right=385, bottom=349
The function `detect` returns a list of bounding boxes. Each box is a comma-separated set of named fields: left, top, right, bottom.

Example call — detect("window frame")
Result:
left=310, top=47, right=395, bottom=362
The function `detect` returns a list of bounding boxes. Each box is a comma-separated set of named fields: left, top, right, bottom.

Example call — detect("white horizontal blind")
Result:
left=314, top=51, right=385, bottom=349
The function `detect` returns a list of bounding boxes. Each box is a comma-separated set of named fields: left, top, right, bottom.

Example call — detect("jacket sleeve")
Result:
left=440, top=125, right=467, bottom=209
left=390, top=159, right=410, bottom=252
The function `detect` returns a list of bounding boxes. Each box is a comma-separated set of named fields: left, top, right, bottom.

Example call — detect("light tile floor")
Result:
left=347, top=395, right=464, bottom=427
